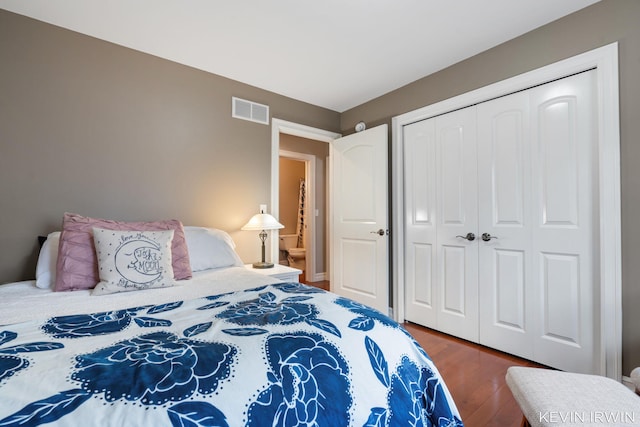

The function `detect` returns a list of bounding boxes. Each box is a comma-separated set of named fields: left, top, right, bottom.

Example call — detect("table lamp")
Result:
left=241, top=210, right=284, bottom=268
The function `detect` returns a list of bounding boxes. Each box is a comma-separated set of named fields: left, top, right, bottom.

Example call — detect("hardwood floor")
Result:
left=404, top=323, right=543, bottom=427
left=304, top=279, right=542, bottom=427
left=303, top=279, right=330, bottom=290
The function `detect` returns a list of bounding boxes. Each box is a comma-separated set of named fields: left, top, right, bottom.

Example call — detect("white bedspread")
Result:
left=0, top=267, right=278, bottom=326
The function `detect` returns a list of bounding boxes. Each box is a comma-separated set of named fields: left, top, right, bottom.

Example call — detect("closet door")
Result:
left=435, top=107, right=479, bottom=341
left=477, top=71, right=598, bottom=372
left=404, top=107, right=478, bottom=342
left=529, top=71, right=598, bottom=374
left=403, top=71, right=598, bottom=373
left=404, top=119, right=438, bottom=326
left=477, top=91, right=535, bottom=359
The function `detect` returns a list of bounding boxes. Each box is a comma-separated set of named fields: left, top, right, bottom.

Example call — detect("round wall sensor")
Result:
left=355, top=121, right=366, bottom=132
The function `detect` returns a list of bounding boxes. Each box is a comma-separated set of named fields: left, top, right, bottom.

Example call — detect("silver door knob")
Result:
left=370, top=229, right=386, bottom=236
left=481, top=233, right=498, bottom=241
left=456, top=232, right=476, bottom=241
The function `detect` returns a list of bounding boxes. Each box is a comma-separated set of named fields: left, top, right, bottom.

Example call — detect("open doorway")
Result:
left=278, top=151, right=314, bottom=282
left=270, top=119, right=341, bottom=285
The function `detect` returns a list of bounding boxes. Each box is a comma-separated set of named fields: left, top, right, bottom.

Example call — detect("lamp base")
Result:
left=252, top=261, right=274, bottom=269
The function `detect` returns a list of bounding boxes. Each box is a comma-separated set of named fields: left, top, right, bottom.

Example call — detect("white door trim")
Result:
left=271, top=119, right=341, bottom=277
left=279, top=150, right=316, bottom=279
left=392, top=42, right=621, bottom=379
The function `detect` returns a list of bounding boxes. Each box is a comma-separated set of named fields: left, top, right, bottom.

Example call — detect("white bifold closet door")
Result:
left=404, top=106, right=479, bottom=343
left=403, top=70, right=598, bottom=374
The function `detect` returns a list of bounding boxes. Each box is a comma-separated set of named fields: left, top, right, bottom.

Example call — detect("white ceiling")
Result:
left=0, top=0, right=600, bottom=112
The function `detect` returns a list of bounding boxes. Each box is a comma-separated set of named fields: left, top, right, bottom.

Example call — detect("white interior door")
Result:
left=330, top=124, right=389, bottom=313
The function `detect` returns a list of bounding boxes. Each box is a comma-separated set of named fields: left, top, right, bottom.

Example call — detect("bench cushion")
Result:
left=506, top=367, right=640, bottom=427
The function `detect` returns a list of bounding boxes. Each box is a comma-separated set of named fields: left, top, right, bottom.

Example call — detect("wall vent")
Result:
left=232, top=97, right=269, bottom=125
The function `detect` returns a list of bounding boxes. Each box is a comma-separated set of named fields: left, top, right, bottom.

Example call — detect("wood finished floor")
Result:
left=305, top=279, right=542, bottom=427
left=404, top=323, right=544, bottom=427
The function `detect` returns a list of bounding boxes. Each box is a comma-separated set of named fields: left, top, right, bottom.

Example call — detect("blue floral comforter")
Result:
left=0, top=282, right=462, bottom=426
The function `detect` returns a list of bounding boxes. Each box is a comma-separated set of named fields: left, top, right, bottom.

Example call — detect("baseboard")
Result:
left=310, top=272, right=327, bottom=282
left=622, top=375, right=635, bottom=391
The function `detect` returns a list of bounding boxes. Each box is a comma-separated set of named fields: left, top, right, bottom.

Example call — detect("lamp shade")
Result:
left=241, top=213, right=284, bottom=231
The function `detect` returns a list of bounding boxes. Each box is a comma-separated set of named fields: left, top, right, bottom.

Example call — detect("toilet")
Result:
left=279, top=234, right=306, bottom=270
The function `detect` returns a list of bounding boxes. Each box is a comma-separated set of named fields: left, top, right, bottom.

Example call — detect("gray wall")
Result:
left=341, top=0, right=640, bottom=376
left=0, top=9, right=340, bottom=282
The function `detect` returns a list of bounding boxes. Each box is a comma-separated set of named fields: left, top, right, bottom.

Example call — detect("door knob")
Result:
left=456, top=232, right=476, bottom=241
left=370, top=229, right=386, bottom=236
left=481, top=233, right=498, bottom=242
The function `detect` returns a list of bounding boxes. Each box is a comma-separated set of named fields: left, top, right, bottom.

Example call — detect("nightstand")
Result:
left=244, top=264, right=302, bottom=282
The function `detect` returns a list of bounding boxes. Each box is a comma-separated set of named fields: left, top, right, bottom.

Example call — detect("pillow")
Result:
left=55, top=212, right=192, bottom=292
left=35, top=231, right=61, bottom=289
left=92, top=228, right=177, bottom=295
left=184, top=226, right=244, bottom=271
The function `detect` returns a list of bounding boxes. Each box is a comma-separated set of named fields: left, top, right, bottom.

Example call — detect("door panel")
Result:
left=491, top=111, right=525, bottom=225
left=404, top=119, right=438, bottom=325
left=494, top=248, right=526, bottom=331
left=531, top=71, right=597, bottom=373
left=340, top=238, right=378, bottom=295
left=340, top=145, right=377, bottom=222
left=539, top=98, right=579, bottom=226
left=442, top=245, right=467, bottom=315
left=440, top=127, right=467, bottom=224
left=477, top=90, right=533, bottom=358
left=435, top=107, right=478, bottom=341
left=331, top=125, right=389, bottom=313
left=541, top=252, right=581, bottom=345
left=411, top=243, right=433, bottom=306
left=404, top=107, right=478, bottom=341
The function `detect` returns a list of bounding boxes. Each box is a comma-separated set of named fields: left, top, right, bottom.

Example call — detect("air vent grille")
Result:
left=232, top=97, right=269, bottom=125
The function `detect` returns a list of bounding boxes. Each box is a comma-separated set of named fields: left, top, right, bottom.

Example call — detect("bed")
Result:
left=0, top=214, right=462, bottom=426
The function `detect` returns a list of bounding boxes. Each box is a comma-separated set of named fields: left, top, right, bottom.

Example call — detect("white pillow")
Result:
left=35, top=231, right=61, bottom=289
left=184, top=226, right=244, bottom=272
left=91, top=228, right=178, bottom=296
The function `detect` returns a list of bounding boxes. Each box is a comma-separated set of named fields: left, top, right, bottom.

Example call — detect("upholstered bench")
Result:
left=506, top=367, right=640, bottom=427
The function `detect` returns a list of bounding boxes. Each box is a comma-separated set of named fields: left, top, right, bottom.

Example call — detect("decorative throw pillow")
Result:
left=92, top=228, right=178, bottom=295
left=55, top=212, right=192, bottom=292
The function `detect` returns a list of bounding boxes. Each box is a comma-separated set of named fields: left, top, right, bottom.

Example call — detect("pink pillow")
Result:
left=54, top=213, right=192, bottom=292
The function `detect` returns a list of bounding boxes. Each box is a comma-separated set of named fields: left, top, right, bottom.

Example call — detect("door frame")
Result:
left=279, top=150, right=316, bottom=279
left=271, top=119, right=341, bottom=279
left=392, top=43, right=621, bottom=379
